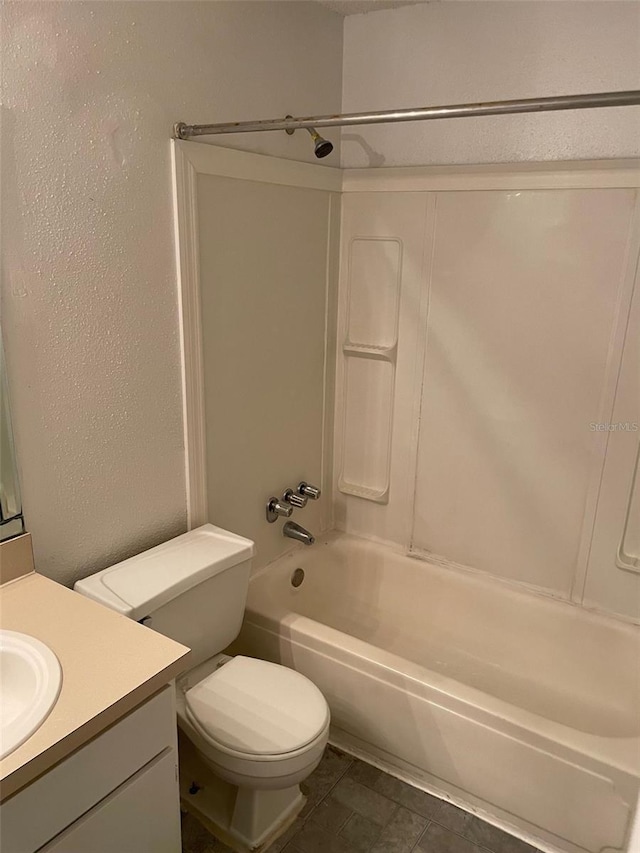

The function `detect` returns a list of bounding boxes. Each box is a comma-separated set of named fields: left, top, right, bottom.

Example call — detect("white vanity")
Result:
left=3, top=686, right=180, bottom=852
left=0, top=534, right=190, bottom=853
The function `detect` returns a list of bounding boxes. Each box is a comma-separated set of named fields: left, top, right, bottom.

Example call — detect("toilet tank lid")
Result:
left=74, top=524, right=255, bottom=620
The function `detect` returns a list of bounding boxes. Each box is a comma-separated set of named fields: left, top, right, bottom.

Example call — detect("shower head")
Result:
left=284, top=116, right=334, bottom=159
left=307, top=127, right=334, bottom=159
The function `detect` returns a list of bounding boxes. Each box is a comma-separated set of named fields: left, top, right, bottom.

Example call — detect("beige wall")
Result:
left=197, top=174, right=338, bottom=569
left=1, top=1, right=343, bottom=586
left=342, top=1, right=640, bottom=167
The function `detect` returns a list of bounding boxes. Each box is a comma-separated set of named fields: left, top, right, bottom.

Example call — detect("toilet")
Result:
left=74, top=524, right=330, bottom=851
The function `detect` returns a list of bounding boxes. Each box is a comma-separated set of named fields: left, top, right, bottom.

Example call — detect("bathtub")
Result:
left=237, top=531, right=640, bottom=853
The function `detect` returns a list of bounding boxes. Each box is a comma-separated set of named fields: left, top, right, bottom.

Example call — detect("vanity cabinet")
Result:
left=40, top=750, right=179, bottom=852
left=1, top=685, right=181, bottom=853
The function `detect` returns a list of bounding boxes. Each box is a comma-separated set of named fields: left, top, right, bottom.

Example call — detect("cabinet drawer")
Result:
left=38, top=750, right=181, bottom=853
left=2, top=685, right=177, bottom=853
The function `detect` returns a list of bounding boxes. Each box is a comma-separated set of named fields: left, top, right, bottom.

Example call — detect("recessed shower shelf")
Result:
left=342, top=343, right=397, bottom=362
left=338, top=353, right=395, bottom=506
left=617, top=551, right=640, bottom=572
left=337, top=480, right=390, bottom=504
left=338, top=233, right=402, bottom=507
left=616, top=443, right=640, bottom=574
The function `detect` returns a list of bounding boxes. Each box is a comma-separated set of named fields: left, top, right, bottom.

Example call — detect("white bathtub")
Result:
left=237, top=531, right=640, bottom=853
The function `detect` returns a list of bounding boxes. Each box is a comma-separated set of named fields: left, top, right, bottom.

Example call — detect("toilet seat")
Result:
left=184, top=656, right=330, bottom=760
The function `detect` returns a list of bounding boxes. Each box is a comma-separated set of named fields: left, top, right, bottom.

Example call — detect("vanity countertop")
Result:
left=0, top=570, right=191, bottom=801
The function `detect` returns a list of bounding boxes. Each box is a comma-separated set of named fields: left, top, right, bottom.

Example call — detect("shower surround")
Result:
left=331, top=172, right=639, bottom=623
left=173, top=144, right=640, bottom=853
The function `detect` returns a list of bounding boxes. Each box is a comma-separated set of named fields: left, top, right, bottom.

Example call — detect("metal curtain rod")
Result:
left=174, top=90, right=640, bottom=139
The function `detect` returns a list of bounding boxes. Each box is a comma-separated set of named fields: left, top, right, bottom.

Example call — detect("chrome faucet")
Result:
left=283, top=521, right=315, bottom=546
left=298, top=481, right=321, bottom=501
left=282, top=488, right=307, bottom=509
left=266, top=497, right=293, bottom=523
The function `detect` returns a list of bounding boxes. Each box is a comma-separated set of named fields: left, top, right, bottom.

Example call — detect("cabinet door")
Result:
left=39, top=750, right=181, bottom=853
left=3, top=686, right=177, bottom=853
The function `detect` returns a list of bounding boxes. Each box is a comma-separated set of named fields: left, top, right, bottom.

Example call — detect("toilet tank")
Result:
left=74, top=524, right=255, bottom=667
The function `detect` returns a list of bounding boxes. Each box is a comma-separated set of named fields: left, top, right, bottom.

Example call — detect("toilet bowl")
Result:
left=74, top=524, right=331, bottom=852
left=177, top=655, right=330, bottom=789
left=175, top=654, right=330, bottom=848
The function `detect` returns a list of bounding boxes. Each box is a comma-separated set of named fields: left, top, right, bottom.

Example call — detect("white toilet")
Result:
left=74, top=524, right=330, bottom=851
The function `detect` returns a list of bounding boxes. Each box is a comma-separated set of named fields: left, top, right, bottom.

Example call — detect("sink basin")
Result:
left=0, top=630, right=62, bottom=759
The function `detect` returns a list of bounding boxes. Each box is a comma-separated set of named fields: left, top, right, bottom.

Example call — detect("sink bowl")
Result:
left=0, top=630, right=62, bottom=759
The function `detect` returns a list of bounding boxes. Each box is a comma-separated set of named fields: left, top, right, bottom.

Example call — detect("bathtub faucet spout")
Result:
left=283, top=521, right=315, bottom=546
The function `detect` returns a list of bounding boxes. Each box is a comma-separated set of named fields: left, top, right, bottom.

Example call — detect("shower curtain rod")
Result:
left=174, top=90, right=640, bottom=139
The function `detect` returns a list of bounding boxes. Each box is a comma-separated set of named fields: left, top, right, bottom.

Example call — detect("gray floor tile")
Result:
left=183, top=747, right=541, bottom=853
left=302, top=745, right=354, bottom=808
left=372, top=774, right=443, bottom=820
left=205, top=842, right=234, bottom=853
left=432, top=801, right=473, bottom=835
left=181, top=812, right=234, bottom=853
left=181, top=811, right=210, bottom=853
left=292, top=819, right=362, bottom=853
left=417, top=822, right=483, bottom=853
left=309, top=796, right=353, bottom=833
left=332, top=776, right=399, bottom=826
left=463, top=817, right=538, bottom=853
left=267, top=816, right=308, bottom=852
left=339, top=812, right=383, bottom=852
left=347, top=758, right=386, bottom=789
left=370, top=806, right=428, bottom=853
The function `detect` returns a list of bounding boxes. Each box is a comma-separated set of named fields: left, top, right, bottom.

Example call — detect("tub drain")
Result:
left=291, top=568, right=305, bottom=588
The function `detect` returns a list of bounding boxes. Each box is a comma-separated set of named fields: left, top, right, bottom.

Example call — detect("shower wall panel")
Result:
left=334, top=178, right=640, bottom=619
left=198, top=174, right=338, bottom=571
left=583, top=276, right=640, bottom=620
left=412, top=189, right=635, bottom=596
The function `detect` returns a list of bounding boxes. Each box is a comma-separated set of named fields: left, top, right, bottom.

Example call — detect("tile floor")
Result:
left=181, top=746, right=543, bottom=853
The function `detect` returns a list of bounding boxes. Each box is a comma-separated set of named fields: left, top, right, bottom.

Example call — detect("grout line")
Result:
left=335, top=809, right=357, bottom=836
left=317, top=756, right=354, bottom=808
left=409, top=817, right=432, bottom=852
left=298, top=750, right=355, bottom=831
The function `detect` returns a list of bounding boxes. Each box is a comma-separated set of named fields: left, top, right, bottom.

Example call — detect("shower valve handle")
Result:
left=298, top=482, right=321, bottom=500
left=283, top=489, right=307, bottom=509
left=266, top=497, right=293, bottom=523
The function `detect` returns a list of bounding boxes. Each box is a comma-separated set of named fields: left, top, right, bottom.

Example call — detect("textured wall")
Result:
left=341, top=1, right=640, bottom=167
left=1, top=1, right=343, bottom=586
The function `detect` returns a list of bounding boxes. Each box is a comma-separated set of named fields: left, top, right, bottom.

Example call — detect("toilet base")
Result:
left=232, top=784, right=303, bottom=848
left=179, top=731, right=305, bottom=851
